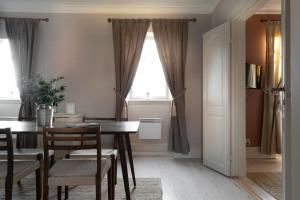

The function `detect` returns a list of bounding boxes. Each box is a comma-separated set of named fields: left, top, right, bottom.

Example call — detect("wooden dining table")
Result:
left=0, top=120, right=140, bottom=200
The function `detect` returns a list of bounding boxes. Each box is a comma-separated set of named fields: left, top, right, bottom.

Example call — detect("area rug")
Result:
left=0, top=178, right=162, bottom=200
left=247, top=172, right=282, bottom=200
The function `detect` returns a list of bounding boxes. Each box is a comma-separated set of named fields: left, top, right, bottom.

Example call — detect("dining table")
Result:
left=0, top=120, right=140, bottom=200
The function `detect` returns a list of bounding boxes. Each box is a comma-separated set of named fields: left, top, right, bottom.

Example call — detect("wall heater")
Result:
left=138, top=118, right=161, bottom=139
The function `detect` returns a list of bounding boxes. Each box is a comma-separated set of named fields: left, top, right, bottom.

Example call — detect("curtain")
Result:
left=152, top=19, right=190, bottom=154
left=5, top=18, right=40, bottom=148
left=112, top=19, right=150, bottom=120
left=261, top=22, right=282, bottom=154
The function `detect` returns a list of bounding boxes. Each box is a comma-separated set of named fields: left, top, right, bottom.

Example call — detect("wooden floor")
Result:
left=119, top=156, right=254, bottom=200
left=247, top=157, right=282, bottom=173
left=235, top=157, right=282, bottom=200
left=4, top=156, right=255, bottom=200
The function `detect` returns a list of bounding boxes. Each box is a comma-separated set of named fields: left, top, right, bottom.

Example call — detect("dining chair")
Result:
left=65, top=117, right=118, bottom=199
left=0, top=117, right=55, bottom=167
left=42, top=126, right=113, bottom=200
left=0, top=128, right=42, bottom=200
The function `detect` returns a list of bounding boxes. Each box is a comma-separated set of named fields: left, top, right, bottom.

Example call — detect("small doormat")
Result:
left=247, top=172, right=282, bottom=200
left=0, top=178, right=162, bottom=200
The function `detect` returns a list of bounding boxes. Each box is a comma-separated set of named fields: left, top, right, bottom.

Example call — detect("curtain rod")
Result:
left=0, top=17, right=49, bottom=22
left=260, top=19, right=281, bottom=23
left=107, top=18, right=196, bottom=23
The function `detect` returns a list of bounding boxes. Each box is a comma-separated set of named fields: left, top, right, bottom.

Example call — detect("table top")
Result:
left=0, top=120, right=140, bottom=135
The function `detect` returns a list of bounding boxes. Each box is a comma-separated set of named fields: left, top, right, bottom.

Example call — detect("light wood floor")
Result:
left=247, top=157, right=282, bottom=173
left=119, top=156, right=254, bottom=200
left=235, top=157, right=282, bottom=200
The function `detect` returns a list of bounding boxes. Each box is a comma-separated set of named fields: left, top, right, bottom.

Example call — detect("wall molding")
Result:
left=132, top=143, right=201, bottom=158
left=0, top=0, right=220, bottom=14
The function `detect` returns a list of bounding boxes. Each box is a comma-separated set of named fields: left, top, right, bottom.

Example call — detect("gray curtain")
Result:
left=152, top=19, right=190, bottom=154
left=5, top=18, right=40, bottom=148
left=112, top=19, right=150, bottom=120
left=261, top=22, right=282, bottom=154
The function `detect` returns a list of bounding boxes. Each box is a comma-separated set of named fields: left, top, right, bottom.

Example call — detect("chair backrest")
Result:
left=42, top=127, right=102, bottom=178
left=0, top=128, right=14, bottom=187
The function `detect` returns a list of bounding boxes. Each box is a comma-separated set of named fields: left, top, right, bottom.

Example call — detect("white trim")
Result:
left=256, top=10, right=281, bottom=14
left=230, top=20, right=247, bottom=177
left=230, top=0, right=268, bottom=21
left=282, top=0, right=290, bottom=199
left=229, top=0, right=281, bottom=178
left=0, top=1, right=220, bottom=14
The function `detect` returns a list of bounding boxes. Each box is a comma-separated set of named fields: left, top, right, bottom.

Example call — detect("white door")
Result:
left=203, top=22, right=231, bottom=176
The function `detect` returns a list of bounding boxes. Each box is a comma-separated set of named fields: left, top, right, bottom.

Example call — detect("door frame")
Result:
left=230, top=0, right=288, bottom=199
left=229, top=0, right=269, bottom=178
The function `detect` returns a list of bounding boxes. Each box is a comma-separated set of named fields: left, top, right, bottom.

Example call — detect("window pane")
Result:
left=130, top=32, right=169, bottom=100
left=0, top=39, right=20, bottom=100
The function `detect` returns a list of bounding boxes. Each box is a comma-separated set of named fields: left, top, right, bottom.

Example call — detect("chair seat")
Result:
left=48, top=158, right=111, bottom=186
left=0, top=160, right=40, bottom=186
left=69, top=149, right=118, bottom=159
left=0, top=148, right=54, bottom=160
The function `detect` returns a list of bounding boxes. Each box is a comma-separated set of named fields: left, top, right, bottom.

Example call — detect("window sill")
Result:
left=0, top=99, right=21, bottom=104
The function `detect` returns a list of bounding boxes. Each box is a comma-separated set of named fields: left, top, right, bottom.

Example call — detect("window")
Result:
left=129, top=32, right=170, bottom=100
left=274, top=35, right=282, bottom=86
left=0, top=38, right=20, bottom=100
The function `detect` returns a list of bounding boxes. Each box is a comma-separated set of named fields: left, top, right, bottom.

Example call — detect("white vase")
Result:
left=36, top=104, right=54, bottom=127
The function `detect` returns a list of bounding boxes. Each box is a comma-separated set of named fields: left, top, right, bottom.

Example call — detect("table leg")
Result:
left=117, top=135, right=131, bottom=200
left=125, top=134, right=136, bottom=187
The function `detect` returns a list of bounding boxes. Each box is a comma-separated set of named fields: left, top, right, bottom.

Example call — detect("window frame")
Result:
left=128, top=32, right=171, bottom=101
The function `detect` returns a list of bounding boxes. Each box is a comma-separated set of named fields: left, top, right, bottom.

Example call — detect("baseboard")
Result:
left=246, top=147, right=279, bottom=159
left=132, top=143, right=201, bottom=158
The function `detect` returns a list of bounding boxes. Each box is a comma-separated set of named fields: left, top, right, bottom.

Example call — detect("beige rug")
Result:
left=0, top=178, right=162, bottom=200
left=247, top=172, right=282, bottom=200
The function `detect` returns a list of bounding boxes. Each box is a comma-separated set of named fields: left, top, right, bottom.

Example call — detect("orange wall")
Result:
left=246, top=14, right=280, bottom=147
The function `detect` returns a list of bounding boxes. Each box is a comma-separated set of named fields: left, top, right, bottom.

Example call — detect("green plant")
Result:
left=23, top=75, right=66, bottom=106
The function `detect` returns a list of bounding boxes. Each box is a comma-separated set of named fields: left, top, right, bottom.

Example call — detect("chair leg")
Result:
left=108, top=167, right=114, bottom=200
left=43, top=185, right=49, bottom=200
left=36, top=168, right=42, bottom=200
left=5, top=181, right=13, bottom=200
left=110, top=155, right=116, bottom=186
left=50, top=155, right=55, bottom=167
left=114, top=157, right=117, bottom=185
left=96, top=179, right=101, bottom=200
left=65, top=186, right=69, bottom=199
left=57, top=186, right=62, bottom=200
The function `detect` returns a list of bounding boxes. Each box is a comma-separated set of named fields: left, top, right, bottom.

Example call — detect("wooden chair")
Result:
left=69, top=117, right=118, bottom=181
left=0, top=117, right=55, bottom=166
left=42, top=126, right=113, bottom=200
left=65, top=118, right=117, bottom=199
left=0, top=128, right=42, bottom=200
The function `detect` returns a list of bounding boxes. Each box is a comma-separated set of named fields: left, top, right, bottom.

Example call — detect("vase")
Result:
left=36, top=104, right=54, bottom=127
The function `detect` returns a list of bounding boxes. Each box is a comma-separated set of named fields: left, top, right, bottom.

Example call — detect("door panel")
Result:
left=203, top=22, right=231, bottom=176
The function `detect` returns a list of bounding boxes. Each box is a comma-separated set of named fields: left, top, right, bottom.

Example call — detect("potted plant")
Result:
left=23, top=75, right=66, bottom=126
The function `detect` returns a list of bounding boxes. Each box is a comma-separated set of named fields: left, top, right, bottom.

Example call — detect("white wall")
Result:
left=0, top=100, right=20, bottom=118
left=211, top=0, right=240, bottom=27
left=0, top=13, right=211, bottom=156
left=286, top=0, right=300, bottom=198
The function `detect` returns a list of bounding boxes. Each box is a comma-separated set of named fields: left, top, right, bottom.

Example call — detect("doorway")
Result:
left=243, top=1, right=283, bottom=200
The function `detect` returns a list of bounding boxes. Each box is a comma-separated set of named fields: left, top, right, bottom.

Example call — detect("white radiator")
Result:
left=138, top=118, right=161, bottom=139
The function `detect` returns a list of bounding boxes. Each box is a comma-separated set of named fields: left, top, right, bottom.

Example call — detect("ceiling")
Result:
left=258, top=0, right=281, bottom=14
left=0, top=0, right=221, bottom=14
